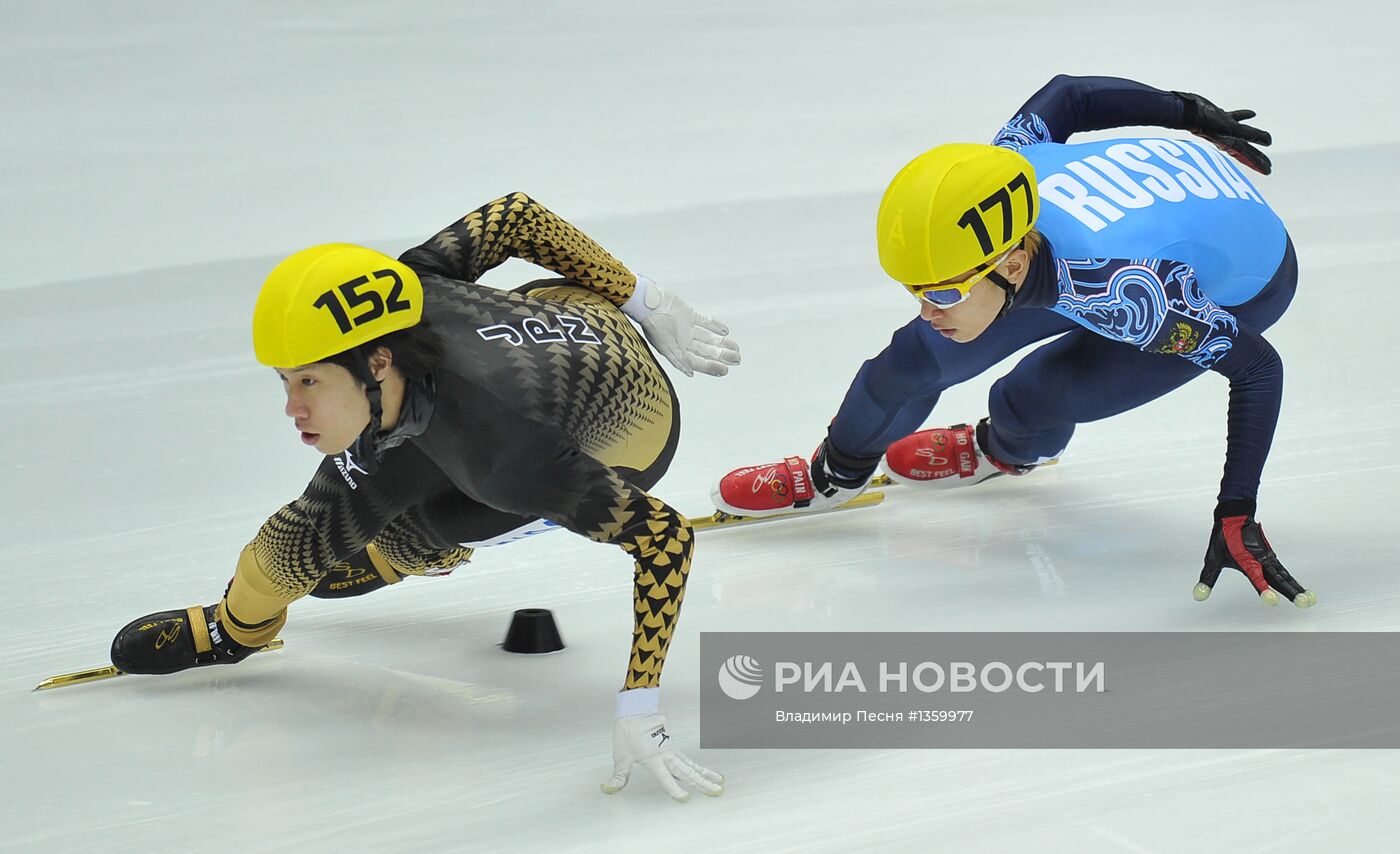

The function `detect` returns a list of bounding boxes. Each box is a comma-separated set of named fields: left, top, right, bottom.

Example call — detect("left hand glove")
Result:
left=623, top=275, right=741, bottom=377
left=600, top=689, right=724, bottom=801
left=1193, top=504, right=1316, bottom=608
left=1173, top=90, right=1274, bottom=175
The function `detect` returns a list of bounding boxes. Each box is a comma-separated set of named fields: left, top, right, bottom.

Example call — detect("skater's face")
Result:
left=277, top=362, right=373, bottom=455
left=918, top=249, right=1029, bottom=343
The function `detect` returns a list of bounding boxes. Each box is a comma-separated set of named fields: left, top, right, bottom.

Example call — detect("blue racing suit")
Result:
left=828, top=75, right=1295, bottom=509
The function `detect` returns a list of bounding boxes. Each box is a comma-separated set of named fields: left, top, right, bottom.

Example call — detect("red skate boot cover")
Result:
left=713, top=455, right=815, bottom=517
left=883, top=423, right=1014, bottom=487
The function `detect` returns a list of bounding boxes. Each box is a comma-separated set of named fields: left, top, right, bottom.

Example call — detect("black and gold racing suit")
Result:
left=217, top=193, right=690, bottom=690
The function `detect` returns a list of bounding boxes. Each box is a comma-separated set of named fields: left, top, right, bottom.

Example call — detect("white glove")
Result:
left=622, top=275, right=741, bottom=378
left=600, top=687, right=725, bottom=801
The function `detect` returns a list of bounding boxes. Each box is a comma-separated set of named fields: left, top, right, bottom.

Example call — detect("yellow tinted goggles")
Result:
left=906, top=251, right=1011, bottom=307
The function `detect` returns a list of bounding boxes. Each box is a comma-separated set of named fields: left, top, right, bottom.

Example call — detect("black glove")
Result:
left=1173, top=91, right=1273, bottom=175
left=1194, top=501, right=1315, bottom=608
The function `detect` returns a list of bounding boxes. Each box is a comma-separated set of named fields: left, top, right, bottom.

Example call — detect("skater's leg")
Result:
left=715, top=309, right=1075, bottom=514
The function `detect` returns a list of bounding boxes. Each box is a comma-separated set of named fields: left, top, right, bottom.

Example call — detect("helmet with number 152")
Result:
left=252, top=243, right=424, bottom=369
left=876, top=144, right=1039, bottom=296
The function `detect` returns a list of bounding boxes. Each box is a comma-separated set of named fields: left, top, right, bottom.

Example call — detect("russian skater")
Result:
left=715, top=75, right=1314, bottom=607
left=110, top=193, right=736, bottom=800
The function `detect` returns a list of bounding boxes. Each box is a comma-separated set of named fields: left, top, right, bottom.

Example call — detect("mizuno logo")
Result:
left=341, top=450, right=369, bottom=475
left=334, top=450, right=367, bottom=489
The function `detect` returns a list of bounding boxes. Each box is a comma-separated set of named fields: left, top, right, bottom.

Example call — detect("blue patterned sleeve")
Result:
left=992, top=74, right=1186, bottom=150
left=1052, top=258, right=1283, bottom=502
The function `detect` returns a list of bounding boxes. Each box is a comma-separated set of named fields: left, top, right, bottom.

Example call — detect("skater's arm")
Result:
left=993, top=75, right=1185, bottom=149
left=491, top=452, right=691, bottom=691
left=399, top=192, right=638, bottom=305
left=827, top=318, right=946, bottom=460
left=1052, top=258, right=1282, bottom=506
left=993, top=75, right=1272, bottom=173
left=1203, top=326, right=1283, bottom=511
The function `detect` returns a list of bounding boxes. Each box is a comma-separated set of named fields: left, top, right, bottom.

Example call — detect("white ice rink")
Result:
left=5, top=2, right=1399, bottom=851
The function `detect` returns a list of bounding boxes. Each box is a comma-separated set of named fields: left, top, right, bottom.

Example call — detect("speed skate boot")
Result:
left=714, top=441, right=875, bottom=517
left=110, top=604, right=255, bottom=675
left=882, top=418, right=1051, bottom=488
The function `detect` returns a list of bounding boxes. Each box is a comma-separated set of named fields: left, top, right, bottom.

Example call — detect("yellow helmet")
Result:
left=252, top=243, right=423, bottom=368
left=876, top=143, right=1038, bottom=291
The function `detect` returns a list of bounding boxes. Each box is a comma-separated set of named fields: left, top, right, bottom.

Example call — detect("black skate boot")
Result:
left=110, top=605, right=255, bottom=675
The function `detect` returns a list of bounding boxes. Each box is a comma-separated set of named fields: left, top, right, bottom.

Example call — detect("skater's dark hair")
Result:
left=321, top=317, right=444, bottom=385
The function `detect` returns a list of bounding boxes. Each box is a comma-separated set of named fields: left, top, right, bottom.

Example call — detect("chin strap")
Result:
left=342, top=372, right=440, bottom=476
left=985, top=238, right=1027, bottom=320
left=985, top=269, right=1017, bottom=319
left=343, top=377, right=384, bottom=476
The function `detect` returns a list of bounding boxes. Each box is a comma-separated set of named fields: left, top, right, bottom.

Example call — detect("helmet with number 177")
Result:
left=252, top=243, right=423, bottom=369
left=876, top=143, right=1039, bottom=297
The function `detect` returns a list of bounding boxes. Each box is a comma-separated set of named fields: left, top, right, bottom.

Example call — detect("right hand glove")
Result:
left=1173, top=90, right=1274, bottom=175
left=622, top=275, right=741, bottom=378
left=1193, top=505, right=1316, bottom=608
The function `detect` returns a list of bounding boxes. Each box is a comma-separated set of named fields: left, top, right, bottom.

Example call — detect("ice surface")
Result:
left=4, top=2, right=1399, bottom=852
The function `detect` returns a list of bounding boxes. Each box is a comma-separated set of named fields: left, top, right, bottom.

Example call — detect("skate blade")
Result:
left=692, top=491, right=886, bottom=531
left=33, top=638, right=286, bottom=692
